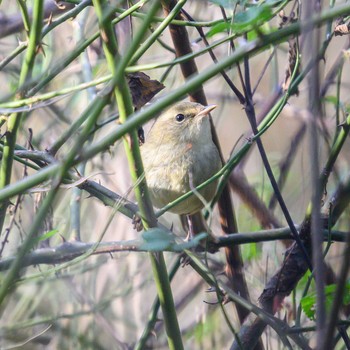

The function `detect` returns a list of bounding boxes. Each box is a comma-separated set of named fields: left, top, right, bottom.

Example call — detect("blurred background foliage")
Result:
left=0, top=0, right=349, bottom=349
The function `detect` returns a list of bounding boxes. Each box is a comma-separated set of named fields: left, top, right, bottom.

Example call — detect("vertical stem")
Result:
left=70, top=8, right=98, bottom=241
left=0, top=189, right=56, bottom=306
left=322, top=236, right=350, bottom=350
left=304, top=1, right=326, bottom=345
left=91, top=1, right=183, bottom=349
left=17, top=0, right=31, bottom=36
left=0, top=85, right=111, bottom=307
left=0, top=0, right=44, bottom=233
left=135, top=258, right=181, bottom=349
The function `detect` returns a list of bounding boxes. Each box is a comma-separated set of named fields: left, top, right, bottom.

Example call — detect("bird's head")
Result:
left=148, top=101, right=216, bottom=144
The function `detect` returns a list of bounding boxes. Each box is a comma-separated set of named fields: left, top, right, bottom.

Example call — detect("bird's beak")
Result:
left=196, top=104, right=217, bottom=118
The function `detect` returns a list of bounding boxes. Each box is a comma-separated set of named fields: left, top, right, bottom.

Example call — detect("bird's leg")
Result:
left=186, top=171, right=199, bottom=241
left=185, top=214, right=194, bottom=241
left=178, top=214, right=194, bottom=266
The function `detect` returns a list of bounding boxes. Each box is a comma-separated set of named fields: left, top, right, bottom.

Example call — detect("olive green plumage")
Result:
left=141, top=101, right=222, bottom=214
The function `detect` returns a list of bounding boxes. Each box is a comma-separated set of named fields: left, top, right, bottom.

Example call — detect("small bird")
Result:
left=141, top=101, right=222, bottom=218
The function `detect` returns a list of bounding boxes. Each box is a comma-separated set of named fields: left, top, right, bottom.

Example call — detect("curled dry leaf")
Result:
left=127, top=72, right=165, bottom=145
left=127, top=72, right=165, bottom=110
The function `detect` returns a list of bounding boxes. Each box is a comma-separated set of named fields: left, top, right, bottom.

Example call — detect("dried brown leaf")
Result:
left=127, top=72, right=165, bottom=110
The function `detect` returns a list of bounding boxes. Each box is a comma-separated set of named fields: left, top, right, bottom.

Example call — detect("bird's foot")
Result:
left=132, top=214, right=143, bottom=232
left=180, top=252, right=192, bottom=266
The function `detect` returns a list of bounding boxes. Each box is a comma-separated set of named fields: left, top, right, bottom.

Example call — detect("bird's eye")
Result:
left=175, top=114, right=185, bottom=123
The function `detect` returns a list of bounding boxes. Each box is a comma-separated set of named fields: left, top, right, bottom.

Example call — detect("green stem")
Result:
left=1, top=27, right=237, bottom=110
left=0, top=4, right=349, bottom=204
left=320, top=113, right=350, bottom=192
left=0, top=1, right=142, bottom=73
left=0, top=188, right=56, bottom=306
left=0, top=104, right=109, bottom=309
left=92, top=1, right=183, bottom=348
left=115, top=6, right=230, bottom=27
left=70, top=8, right=97, bottom=241
left=0, top=0, right=44, bottom=233
left=28, top=0, right=146, bottom=96
left=17, top=0, right=31, bottom=36
left=130, top=0, right=186, bottom=65
left=306, top=112, right=350, bottom=218
left=0, top=59, right=112, bottom=309
left=135, top=258, right=181, bottom=349
left=0, top=43, right=27, bottom=72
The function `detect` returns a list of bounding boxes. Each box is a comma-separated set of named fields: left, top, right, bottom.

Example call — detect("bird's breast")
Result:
left=141, top=140, right=221, bottom=214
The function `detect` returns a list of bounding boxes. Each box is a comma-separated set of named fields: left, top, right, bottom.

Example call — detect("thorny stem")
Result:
left=0, top=0, right=44, bottom=233
left=92, top=1, right=183, bottom=349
